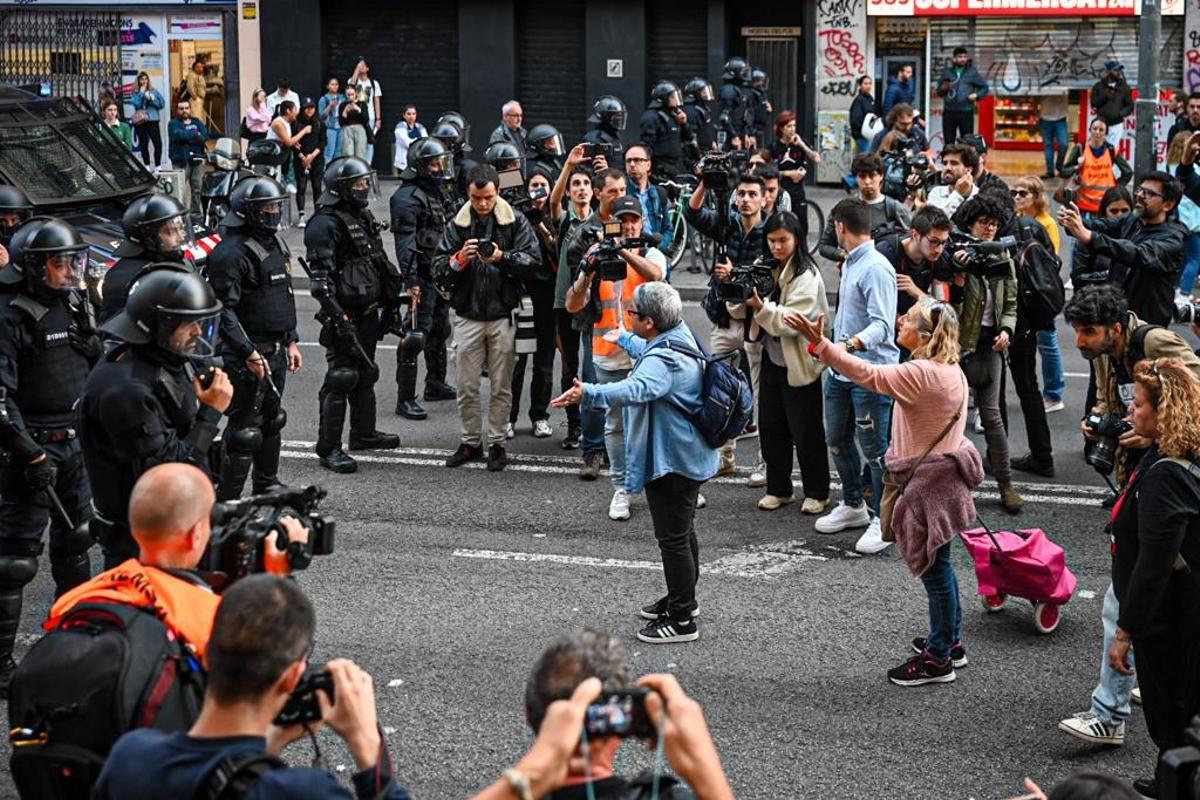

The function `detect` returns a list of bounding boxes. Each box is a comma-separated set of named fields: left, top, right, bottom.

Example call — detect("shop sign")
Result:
left=741, top=27, right=803, bottom=36
left=868, top=0, right=1180, bottom=15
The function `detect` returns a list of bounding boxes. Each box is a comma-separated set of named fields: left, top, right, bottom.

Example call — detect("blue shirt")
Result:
left=583, top=322, right=719, bottom=493
left=94, top=730, right=412, bottom=800
left=831, top=240, right=898, bottom=381
left=632, top=183, right=674, bottom=254
left=130, top=88, right=165, bottom=121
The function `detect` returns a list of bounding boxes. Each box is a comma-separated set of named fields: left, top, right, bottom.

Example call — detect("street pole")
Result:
left=1136, top=0, right=1161, bottom=174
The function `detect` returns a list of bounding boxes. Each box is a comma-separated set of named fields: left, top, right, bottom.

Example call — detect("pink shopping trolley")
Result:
left=959, top=526, right=1078, bottom=634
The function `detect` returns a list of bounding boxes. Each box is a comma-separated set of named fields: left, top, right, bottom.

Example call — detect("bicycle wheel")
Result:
left=805, top=200, right=824, bottom=258
left=666, top=210, right=689, bottom=269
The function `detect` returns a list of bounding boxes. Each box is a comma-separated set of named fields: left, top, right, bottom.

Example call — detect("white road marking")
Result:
left=453, top=548, right=662, bottom=571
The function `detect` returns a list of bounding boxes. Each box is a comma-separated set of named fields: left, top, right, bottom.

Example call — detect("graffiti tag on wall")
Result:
left=815, top=0, right=867, bottom=182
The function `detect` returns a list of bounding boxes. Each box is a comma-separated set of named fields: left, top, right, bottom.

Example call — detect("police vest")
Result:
left=236, top=233, right=298, bottom=337
left=651, top=111, right=683, bottom=166
left=405, top=180, right=449, bottom=274
left=5, top=293, right=92, bottom=425
left=322, top=208, right=386, bottom=308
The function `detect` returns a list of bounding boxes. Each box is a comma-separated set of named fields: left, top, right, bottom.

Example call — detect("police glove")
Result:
left=68, top=325, right=103, bottom=360
left=24, top=454, right=56, bottom=491
left=335, top=319, right=360, bottom=346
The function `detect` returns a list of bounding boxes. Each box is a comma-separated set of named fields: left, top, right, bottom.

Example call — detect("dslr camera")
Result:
left=476, top=238, right=497, bottom=259
left=881, top=139, right=930, bottom=201
left=203, top=485, right=335, bottom=582
left=719, top=255, right=778, bottom=302
left=587, top=220, right=659, bottom=282
left=950, top=232, right=1017, bottom=281
left=1175, top=296, right=1200, bottom=325
left=1084, top=411, right=1133, bottom=476
left=275, top=669, right=335, bottom=726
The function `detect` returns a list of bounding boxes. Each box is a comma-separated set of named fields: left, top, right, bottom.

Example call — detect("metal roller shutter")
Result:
left=930, top=16, right=1184, bottom=94
left=516, top=0, right=587, bottom=148
left=321, top=3, right=459, bottom=170
left=646, top=1, right=710, bottom=92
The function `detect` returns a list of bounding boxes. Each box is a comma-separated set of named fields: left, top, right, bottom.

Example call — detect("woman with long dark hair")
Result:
left=130, top=71, right=165, bottom=167
left=770, top=111, right=820, bottom=216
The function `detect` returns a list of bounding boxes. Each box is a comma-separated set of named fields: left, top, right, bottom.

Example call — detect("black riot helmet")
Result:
left=649, top=81, right=683, bottom=111
left=483, top=141, right=524, bottom=173
left=226, top=175, right=292, bottom=233
left=751, top=67, right=769, bottom=90
left=431, top=120, right=470, bottom=155
left=436, top=111, right=471, bottom=144
left=588, top=95, right=627, bottom=132
left=101, top=268, right=222, bottom=359
left=526, top=124, right=565, bottom=159
left=408, top=137, right=455, bottom=181
left=322, top=156, right=376, bottom=209
left=119, top=192, right=192, bottom=259
left=683, top=77, right=715, bottom=104
left=1, top=217, right=88, bottom=297
left=722, top=56, right=751, bottom=85
left=0, top=185, right=34, bottom=239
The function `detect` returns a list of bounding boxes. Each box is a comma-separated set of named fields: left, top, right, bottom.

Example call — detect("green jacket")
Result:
left=953, top=258, right=1018, bottom=354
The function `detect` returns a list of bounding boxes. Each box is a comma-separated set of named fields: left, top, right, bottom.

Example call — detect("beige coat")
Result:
left=753, top=258, right=829, bottom=387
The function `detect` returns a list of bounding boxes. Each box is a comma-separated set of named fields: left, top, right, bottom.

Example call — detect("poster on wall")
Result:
left=120, top=15, right=166, bottom=114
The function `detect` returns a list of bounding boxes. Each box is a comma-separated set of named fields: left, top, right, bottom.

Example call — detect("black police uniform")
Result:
left=683, top=102, right=713, bottom=161
left=751, top=87, right=771, bottom=144
left=304, top=189, right=399, bottom=461
left=390, top=167, right=454, bottom=407
left=639, top=108, right=690, bottom=178
left=717, top=82, right=750, bottom=144
left=582, top=128, right=624, bottom=161
left=99, top=251, right=195, bottom=324
left=206, top=224, right=297, bottom=499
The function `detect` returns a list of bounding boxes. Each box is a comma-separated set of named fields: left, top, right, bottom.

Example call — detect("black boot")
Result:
left=252, top=431, right=285, bottom=493
left=319, top=448, right=358, bottom=473
left=317, top=385, right=349, bottom=459
left=348, top=431, right=401, bottom=450
left=50, top=551, right=91, bottom=598
left=0, top=579, right=25, bottom=699
left=216, top=443, right=255, bottom=502
left=424, top=342, right=456, bottom=401
left=423, top=381, right=457, bottom=401
left=395, top=357, right=427, bottom=419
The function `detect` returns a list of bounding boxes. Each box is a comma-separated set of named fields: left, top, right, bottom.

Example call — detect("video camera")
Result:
left=699, top=149, right=750, bottom=194
left=1157, top=716, right=1200, bottom=800
left=949, top=232, right=1017, bottom=280
left=1084, top=411, right=1132, bottom=476
left=880, top=139, right=930, bottom=202
left=719, top=255, right=778, bottom=301
left=586, top=220, right=661, bottom=281
left=1175, top=296, right=1200, bottom=325
left=203, top=485, right=335, bottom=582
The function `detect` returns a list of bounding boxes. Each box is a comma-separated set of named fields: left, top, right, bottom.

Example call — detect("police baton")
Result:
left=295, top=258, right=381, bottom=383
left=232, top=318, right=282, bottom=400
left=44, top=485, right=75, bottom=532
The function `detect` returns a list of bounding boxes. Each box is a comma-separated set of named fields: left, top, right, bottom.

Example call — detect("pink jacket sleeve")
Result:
left=812, top=339, right=930, bottom=405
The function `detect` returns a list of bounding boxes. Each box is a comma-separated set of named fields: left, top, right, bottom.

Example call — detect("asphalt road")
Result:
left=0, top=190, right=1188, bottom=799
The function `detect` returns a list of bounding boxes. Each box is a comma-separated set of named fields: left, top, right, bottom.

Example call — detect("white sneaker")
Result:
left=757, top=494, right=793, bottom=511
left=1132, top=687, right=1142, bottom=706
left=747, top=462, right=767, bottom=488
left=855, top=518, right=891, bottom=554
left=1057, top=711, right=1126, bottom=746
left=608, top=489, right=631, bottom=521
left=296, top=211, right=306, bottom=228
left=973, top=413, right=985, bottom=434
left=801, top=497, right=830, bottom=515
left=1043, top=397, right=1065, bottom=414
left=532, top=419, right=552, bottom=438
left=696, top=492, right=707, bottom=509
left=505, top=422, right=515, bottom=440
left=814, top=501, right=871, bottom=534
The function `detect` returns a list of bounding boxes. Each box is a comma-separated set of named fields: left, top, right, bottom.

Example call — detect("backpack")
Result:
left=193, top=752, right=286, bottom=800
left=646, top=337, right=753, bottom=448
left=8, top=602, right=205, bottom=799
left=1014, top=222, right=1065, bottom=330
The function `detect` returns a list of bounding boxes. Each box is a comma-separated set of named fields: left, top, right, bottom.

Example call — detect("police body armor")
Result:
left=4, top=294, right=92, bottom=425
left=321, top=208, right=388, bottom=309
left=234, top=233, right=298, bottom=336
left=404, top=180, right=449, bottom=280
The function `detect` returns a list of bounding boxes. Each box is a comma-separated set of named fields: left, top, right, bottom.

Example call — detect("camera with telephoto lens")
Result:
left=1156, top=717, right=1200, bottom=800
left=1084, top=412, right=1133, bottom=476
left=949, top=232, right=1017, bottom=281
left=1175, top=296, right=1199, bottom=325
left=700, top=149, right=749, bottom=193
left=203, top=485, right=335, bottom=582
left=719, top=255, right=779, bottom=301
left=588, top=220, right=659, bottom=281
left=476, top=238, right=496, bottom=260
left=881, top=139, right=929, bottom=201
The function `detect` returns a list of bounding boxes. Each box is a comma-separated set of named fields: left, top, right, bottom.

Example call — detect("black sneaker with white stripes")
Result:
left=911, top=637, right=968, bottom=668
left=639, top=596, right=701, bottom=621
left=636, top=616, right=699, bottom=644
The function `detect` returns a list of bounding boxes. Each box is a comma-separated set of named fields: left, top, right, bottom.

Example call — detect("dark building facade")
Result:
left=259, top=0, right=820, bottom=175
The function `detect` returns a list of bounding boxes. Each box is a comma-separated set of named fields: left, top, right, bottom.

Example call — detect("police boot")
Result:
left=252, top=431, right=286, bottom=494
left=317, top=368, right=356, bottom=458
left=395, top=358, right=427, bottom=420
left=423, top=345, right=457, bottom=401
left=0, top=556, right=37, bottom=698
left=217, top=427, right=262, bottom=502
left=349, top=383, right=400, bottom=450
left=50, top=551, right=91, bottom=598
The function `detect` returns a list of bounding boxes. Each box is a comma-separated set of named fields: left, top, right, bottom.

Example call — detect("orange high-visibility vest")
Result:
left=1078, top=145, right=1117, bottom=214
left=592, top=266, right=647, bottom=361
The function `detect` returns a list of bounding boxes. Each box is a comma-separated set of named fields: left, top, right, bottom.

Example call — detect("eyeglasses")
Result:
left=625, top=157, right=650, bottom=164
left=923, top=234, right=949, bottom=247
left=977, top=219, right=1000, bottom=229
left=1135, top=186, right=1163, bottom=199
left=1011, top=189, right=1031, bottom=198
left=628, top=309, right=646, bottom=320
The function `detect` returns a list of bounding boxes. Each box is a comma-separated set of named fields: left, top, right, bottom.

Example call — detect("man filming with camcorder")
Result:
left=94, top=574, right=411, bottom=800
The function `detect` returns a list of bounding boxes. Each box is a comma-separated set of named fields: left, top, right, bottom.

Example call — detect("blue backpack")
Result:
left=646, top=337, right=753, bottom=448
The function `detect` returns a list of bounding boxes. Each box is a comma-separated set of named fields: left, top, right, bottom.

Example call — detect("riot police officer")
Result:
left=100, top=192, right=193, bottom=323
left=0, top=217, right=102, bottom=691
left=640, top=81, right=693, bottom=180
left=583, top=95, right=627, bottom=161
left=0, top=186, right=34, bottom=269
left=206, top=176, right=301, bottom=500
left=81, top=269, right=231, bottom=567
left=718, top=57, right=753, bottom=148
left=431, top=118, right=477, bottom=203
left=526, top=124, right=565, bottom=182
left=484, top=141, right=525, bottom=176
left=389, top=138, right=456, bottom=420
left=303, top=156, right=401, bottom=474
left=682, top=77, right=716, bottom=165
left=750, top=67, right=773, bottom=147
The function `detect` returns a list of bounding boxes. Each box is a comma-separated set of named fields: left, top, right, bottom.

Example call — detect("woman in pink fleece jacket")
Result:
left=787, top=298, right=984, bottom=687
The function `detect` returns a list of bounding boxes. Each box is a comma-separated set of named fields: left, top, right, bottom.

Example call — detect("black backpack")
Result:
left=1014, top=221, right=1065, bottom=330
left=8, top=602, right=205, bottom=799
left=644, top=338, right=753, bottom=448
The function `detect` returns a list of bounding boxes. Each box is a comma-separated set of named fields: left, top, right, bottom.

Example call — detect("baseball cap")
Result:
left=612, top=195, right=643, bottom=219
left=301, top=96, right=316, bottom=108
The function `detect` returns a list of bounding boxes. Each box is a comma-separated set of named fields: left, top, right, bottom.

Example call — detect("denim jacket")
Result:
left=582, top=323, right=719, bottom=493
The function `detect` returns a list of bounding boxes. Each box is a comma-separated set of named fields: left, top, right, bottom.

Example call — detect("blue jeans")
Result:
left=580, top=334, right=605, bottom=455
left=1037, top=329, right=1065, bottom=402
left=1039, top=118, right=1069, bottom=176
left=596, top=365, right=628, bottom=488
left=919, top=542, right=962, bottom=661
left=1181, top=232, right=1200, bottom=294
left=824, top=376, right=892, bottom=514
left=325, top=128, right=342, bottom=165
left=1091, top=583, right=1137, bottom=724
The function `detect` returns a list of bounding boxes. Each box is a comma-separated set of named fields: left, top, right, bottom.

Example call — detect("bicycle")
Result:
left=803, top=198, right=824, bottom=259
left=661, top=175, right=715, bottom=276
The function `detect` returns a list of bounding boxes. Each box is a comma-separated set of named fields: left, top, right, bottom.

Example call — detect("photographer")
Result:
left=817, top=153, right=911, bottom=264
left=565, top=195, right=664, bottom=521
left=746, top=211, right=830, bottom=514
left=949, top=193, right=1023, bottom=513
left=1107, top=358, right=1200, bottom=799
left=869, top=104, right=928, bottom=155
left=433, top=164, right=542, bottom=473
left=1069, top=187, right=1133, bottom=291
left=1059, top=171, right=1187, bottom=326
left=926, top=144, right=979, bottom=218
left=875, top=205, right=956, bottom=318
left=959, top=135, right=1009, bottom=193
left=552, top=283, right=718, bottom=644
left=94, top=575, right=411, bottom=799
left=502, top=629, right=734, bottom=800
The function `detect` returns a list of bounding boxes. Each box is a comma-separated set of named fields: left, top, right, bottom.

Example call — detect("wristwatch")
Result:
left=841, top=335, right=861, bottom=353
left=503, top=768, right=533, bottom=800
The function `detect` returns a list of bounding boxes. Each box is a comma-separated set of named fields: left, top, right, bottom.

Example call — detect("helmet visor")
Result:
left=611, top=110, right=627, bottom=131
left=423, top=152, right=456, bottom=179
left=541, top=133, right=565, bottom=156
left=664, top=90, right=683, bottom=109
left=248, top=198, right=292, bottom=232
left=42, top=249, right=88, bottom=290
left=0, top=210, right=30, bottom=237
left=163, top=311, right=221, bottom=358
left=697, top=85, right=715, bottom=102
left=152, top=213, right=196, bottom=257
left=342, top=171, right=378, bottom=204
